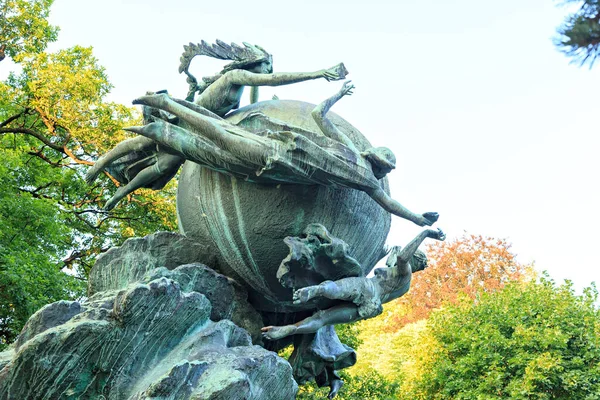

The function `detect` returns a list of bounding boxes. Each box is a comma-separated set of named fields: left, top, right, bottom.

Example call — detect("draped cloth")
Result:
left=289, top=325, right=356, bottom=388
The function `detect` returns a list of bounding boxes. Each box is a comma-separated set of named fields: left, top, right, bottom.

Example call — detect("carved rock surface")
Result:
left=88, top=231, right=218, bottom=296
left=87, top=232, right=263, bottom=342
left=0, top=276, right=297, bottom=400
left=145, top=263, right=264, bottom=343
left=177, top=100, right=391, bottom=312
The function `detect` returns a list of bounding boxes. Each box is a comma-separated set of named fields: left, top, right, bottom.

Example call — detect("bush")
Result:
left=408, top=276, right=600, bottom=399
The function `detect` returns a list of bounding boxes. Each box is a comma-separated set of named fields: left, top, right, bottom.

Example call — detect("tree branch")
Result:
left=0, top=127, right=63, bottom=151
left=0, top=110, right=28, bottom=128
left=26, top=150, right=64, bottom=167
left=62, top=145, right=93, bottom=166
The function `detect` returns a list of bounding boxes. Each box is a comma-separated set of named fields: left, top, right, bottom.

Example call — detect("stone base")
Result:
left=0, top=233, right=297, bottom=399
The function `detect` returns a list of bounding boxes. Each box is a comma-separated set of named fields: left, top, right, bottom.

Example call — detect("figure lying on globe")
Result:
left=86, top=40, right=349, bottom=211
left=92, top=81, right=439, bottom=227
left=261, top=227, right=446, bottom=341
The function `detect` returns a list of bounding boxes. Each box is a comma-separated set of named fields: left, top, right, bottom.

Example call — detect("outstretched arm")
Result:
left=223, top=62, right=348, bottom=87
left=311, top=81, right=358, bottom=152
left=398, top=228, right=446, bottom=265
left=367, top=187, right=439, bottom=227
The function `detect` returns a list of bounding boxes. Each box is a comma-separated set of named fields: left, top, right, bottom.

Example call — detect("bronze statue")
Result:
left=86, top=40, right=348, bottom=210
left=261, top=228, right=446, bottom=341
left=82, top=40, right=444, bottom=398
left=126, top=82, right=438, bottom=227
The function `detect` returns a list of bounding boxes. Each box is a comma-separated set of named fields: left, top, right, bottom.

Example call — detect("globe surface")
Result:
left=177, top=100, right=391, bottom=312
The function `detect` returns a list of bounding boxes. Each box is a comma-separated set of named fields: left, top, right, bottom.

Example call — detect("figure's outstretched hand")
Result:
left=322, top=62, right=349, bottom=81
left=428, top=228, right=446, bottom=241
left=339, top=80, right=355, bottom=97
left=420, top=212, right=439, bottom=226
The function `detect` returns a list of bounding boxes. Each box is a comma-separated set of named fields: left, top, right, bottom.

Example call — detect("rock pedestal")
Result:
left=0, top=232, right=298, bottom=400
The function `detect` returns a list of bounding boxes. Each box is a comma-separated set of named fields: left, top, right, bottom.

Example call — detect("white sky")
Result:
left=6, top=0, right=599, bottom=290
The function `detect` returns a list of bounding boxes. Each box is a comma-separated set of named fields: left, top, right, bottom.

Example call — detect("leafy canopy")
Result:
left=408, top=278, right=600, bottom=399
left=0, top=45, right=177, bottom=348
left=391, top=233, right=533, bottom=329
left=0, top=0, right=58, bottom=62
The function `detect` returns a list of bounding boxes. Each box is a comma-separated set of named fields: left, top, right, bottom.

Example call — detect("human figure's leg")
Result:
left=132, top=93, right=231, bottom=144
left=328, top=378, right=343, bottom=399
left=311, top=81, right=358, bottom=153
left=86, top=137, right=155, bottom=185
left=262, top=304, right=361, bottom=340
left=103, top=153, right=183, bottom=211
left=131, top=94, right=268, bottom=162
left=293, top=278, right=365, bottom=305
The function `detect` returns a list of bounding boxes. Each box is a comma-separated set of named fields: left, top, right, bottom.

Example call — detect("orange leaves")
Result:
left=391, top=233, right=533, bottom=330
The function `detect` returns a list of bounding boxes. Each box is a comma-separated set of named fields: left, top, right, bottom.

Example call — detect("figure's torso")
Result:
left=195, top=79, right=244, bottom=117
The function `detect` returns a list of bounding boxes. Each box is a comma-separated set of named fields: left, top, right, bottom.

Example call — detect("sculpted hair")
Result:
left=178, top=40, right=272, bottom=99
left=180, top=40, right=271, bottom=74
left=410, top=249, right=428, bottom=273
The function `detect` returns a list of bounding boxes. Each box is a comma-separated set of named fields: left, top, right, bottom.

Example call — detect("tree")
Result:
left=555, top=0, right=600, bottom=66
left=407, top=278, right=600, bottom=399
left=390, top=233, right=532, bottom=329
left=0, top=46, right=177, bottom=348
left=0, top=0, right=58, bottom=63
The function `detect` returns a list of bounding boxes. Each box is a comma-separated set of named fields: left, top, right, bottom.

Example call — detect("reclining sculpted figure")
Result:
left=127, top=82, right=439, bottom=227
left=261, top=228, right=446, bottom=341
left=85, top=40, right=348, bottom=210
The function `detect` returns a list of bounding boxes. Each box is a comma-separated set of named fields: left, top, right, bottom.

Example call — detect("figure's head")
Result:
left=362, top=147, right=396, bottom=179
left=179, top=40, right=273, bottom=77
left=385, top=246, right=402, bottom=268
left=410, top=250, right=428, bottom=273
left=384, top=247, right=428, bottom=273
left=246, top=58, right=273, bottom=74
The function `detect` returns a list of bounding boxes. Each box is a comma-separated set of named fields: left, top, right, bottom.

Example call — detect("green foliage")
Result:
left=350, top=300, right=414, bottom=379
left=0, top=37, right=177, bottom=347
left=335, top=322, right=363, bottom=351
left=298, top=369, right=400, bottom=400
left=409, top=276, right=600, bottom=399
left=0, top=164, right=86, bottom=347
left=0, top=0, right=58, bottom=62
left=555, top=0, right=600, bottom=66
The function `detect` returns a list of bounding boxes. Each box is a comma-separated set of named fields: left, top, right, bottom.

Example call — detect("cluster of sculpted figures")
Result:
left=86, top=40, right=445, bottom=397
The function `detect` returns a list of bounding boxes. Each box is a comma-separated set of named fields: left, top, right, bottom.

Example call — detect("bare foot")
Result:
left=85, top=164, right=101, bottom=185
left=261, top=325, right=297, bottom=340
left=103, top=187, right=127, bottom=211
left=328, top=379, right=344, bottom=399
left=293, top=286, right=321, bottom=304
left=132, top=92, right=170, bottom=109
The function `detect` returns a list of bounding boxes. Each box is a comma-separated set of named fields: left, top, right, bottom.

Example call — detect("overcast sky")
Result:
left=5, top=0, right=598, bottom=290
